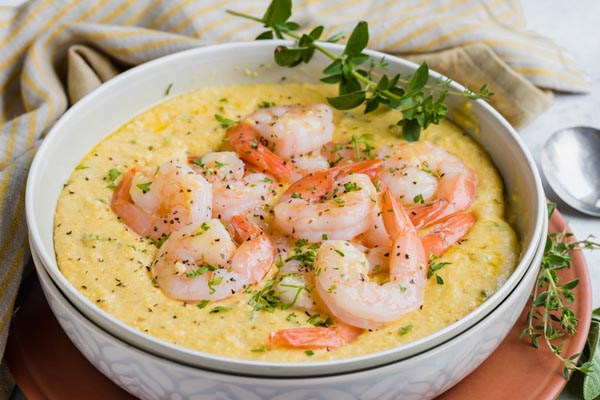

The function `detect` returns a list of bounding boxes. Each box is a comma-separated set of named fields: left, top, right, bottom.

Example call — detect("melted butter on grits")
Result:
left=54, top=83, right=518, bottom=362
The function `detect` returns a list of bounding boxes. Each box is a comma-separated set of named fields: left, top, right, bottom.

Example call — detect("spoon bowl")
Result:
left=541, top=126, right=600, bottom=216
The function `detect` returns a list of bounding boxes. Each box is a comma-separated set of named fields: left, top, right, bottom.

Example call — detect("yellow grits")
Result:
left=54, top=83, right=518, bottom=362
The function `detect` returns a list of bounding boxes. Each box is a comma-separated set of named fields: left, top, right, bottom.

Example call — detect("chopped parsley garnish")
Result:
left=214, top=161, right=227, bottom=168
left=398, top=324, right=414, bottom=336
left=164, top=82, right=173, bottom=96
left=334, top=249, right=345, bottom=257
left=106, top=168, right=121, bottom=188
left=251, top=346, right=268, bottom=352
left=208, top=275, right=224, bottom=294
left=350, top=134, right=375, bottom=160
left=286, top=312, right=297, bottom=321
left=209, top=306, right=231, bottom=314
left=428, top=255, right=451, bottom=285
left=214, top=114, right=237, bottom=129
left=307, top=313, right=333, bottom=327
left=152, top=234, right=171, bottom=249
left=322, top=234, right=328, bottom=240
left=136, top=181, right=152, bottom=194
left=295, top=239, right=309, bottom=247
left=200, top=222, right=210, bottom=231
left=420, top=161, right=443, bottom=178
left=249, top=278, right=305, bottom=312
left=291, top=192, right=302, bottom=199
left=285, top=240, right=319, bottom=269
left=197, top=300, right=210, bottom=309
left=413, top=194, right=425, bottom=204
left=249, top=279, right=283, bottom=312
left=305, top=350, right=315, bottom=356
left=343, top=182, right=362, bottom=192
left=185, top=264, right=218, bottom=279
left=258, top=100, right=276, bottom=108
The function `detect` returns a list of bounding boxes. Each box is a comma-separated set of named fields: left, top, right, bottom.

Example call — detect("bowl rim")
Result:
left=31, top=219, right=546, bottom=383
left=25, top=40, right=547, bottom=377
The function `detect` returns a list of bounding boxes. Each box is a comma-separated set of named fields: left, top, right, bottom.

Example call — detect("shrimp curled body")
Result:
left=315, top=190, right=427, bottom=329
left=111, top=161, right=212, bottom=240
left=247, top=104, right=334, bottom=159
left=152, top=216, right=274, bottom=301
left=377, top=142, right=476, bottom=228
left=274, top=160, right=381, bottom=242
left=190, top=151, right=276, bottom=224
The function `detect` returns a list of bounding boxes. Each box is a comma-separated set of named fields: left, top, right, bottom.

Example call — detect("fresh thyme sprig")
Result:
left=521, top=204, right=600, bottom=378
left=227, top=0, right=493, bottom=141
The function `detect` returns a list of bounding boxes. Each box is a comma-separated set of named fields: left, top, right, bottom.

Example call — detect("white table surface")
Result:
left=520, top=1, right=600, bottom=398
left=520, top=0, right=599, bottom=308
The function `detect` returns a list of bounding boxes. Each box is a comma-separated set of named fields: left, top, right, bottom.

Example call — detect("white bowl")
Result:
left=31, top=228, right=545, bottom=400
left=26, top=41, right=546, bottom=378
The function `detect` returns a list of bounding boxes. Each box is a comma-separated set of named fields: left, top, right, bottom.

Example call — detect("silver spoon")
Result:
left=541, top=126, right=600, bottom=217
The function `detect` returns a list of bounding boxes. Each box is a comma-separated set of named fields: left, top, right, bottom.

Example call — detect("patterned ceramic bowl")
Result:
left=26, top=42, right=546, bottom=380
left=31, top=230, right=545, bottom=400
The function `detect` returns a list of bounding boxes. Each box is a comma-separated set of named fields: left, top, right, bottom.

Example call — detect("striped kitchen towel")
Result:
left=0, top=0, right=590, bottom=394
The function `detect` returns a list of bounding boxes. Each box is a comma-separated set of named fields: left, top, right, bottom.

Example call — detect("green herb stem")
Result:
left=226, top=10, right=398, bottom=96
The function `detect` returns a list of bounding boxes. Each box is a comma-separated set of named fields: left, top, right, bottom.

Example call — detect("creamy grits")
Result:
left=54, top=83, right=518, bottom=362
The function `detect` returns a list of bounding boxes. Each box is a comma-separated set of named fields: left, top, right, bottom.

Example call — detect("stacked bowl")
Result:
left=26, top=41, right=546, bottom=399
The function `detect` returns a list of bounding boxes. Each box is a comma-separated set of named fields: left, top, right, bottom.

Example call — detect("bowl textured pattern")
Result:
left=33, top=230, right=544, bottom=400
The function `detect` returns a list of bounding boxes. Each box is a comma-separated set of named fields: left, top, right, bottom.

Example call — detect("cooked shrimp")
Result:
left=376, top=141, right=476, bottom=229
left=111, top=161, right=212, bottom=240
left=212, top=172, right=276, bottom=224
left=273, top=160, right=381, bottom=242
left=189, top=151, right=245, bottom=183
left=287, top=151, right=330, bottom=181
left=269, top=321, right=363, bottom=349
left=314, top=189, right=427, bottom=329
left=358, top=202, right=475, bottom=274
left=421, top=211, right=476, bottom=257
left=226, top=123, right=292, bottom=180
left=152, top=216, right=274, bottom=301
left=321, top=133, right=375, bottom=166
left=247, top=104, right=334, bottom=159
left=356, top=200, right=393, bottom=249
left=274, top=260, right=317, bottom=312
left=189, top=151, right=278, bottom=224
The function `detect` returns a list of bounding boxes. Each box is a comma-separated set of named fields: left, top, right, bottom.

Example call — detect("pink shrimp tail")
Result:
left=409, top=173, right=476, bottom=229
left=282, top=159, right=383, bottom=202
left=230, top=214, right=262, bottom=242
left=379, top=187, right=417, bottom=240
left=226, top=123, right=292, bottom=180
left=269, top=322, right=363, bottom=349
left=229, top=214, right=275, bottom=282
left=111, top=167, right=157, bottom=237
left=421, top=212, right=476, bottom=257
left=335, top=159, right=382, bottom=179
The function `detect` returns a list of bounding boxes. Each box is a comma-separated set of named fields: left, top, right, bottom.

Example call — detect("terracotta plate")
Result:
left=6, top=210, right=592, bottom=399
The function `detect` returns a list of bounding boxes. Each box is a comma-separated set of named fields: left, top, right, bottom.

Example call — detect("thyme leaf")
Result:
left=521, top=203, right=600, bottom=378
left=227, top=0, right=493, bottom=141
